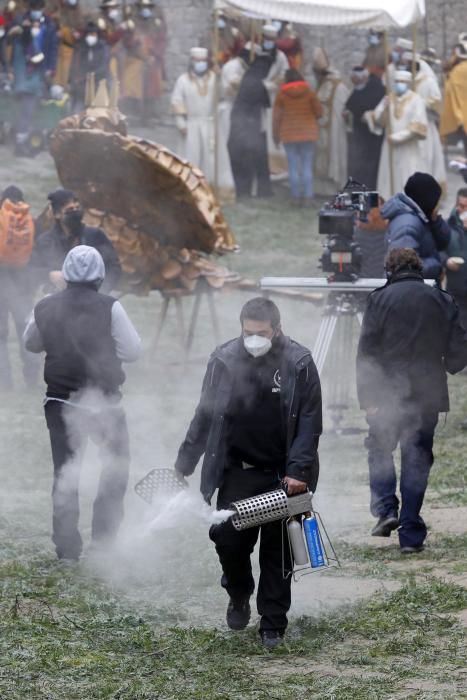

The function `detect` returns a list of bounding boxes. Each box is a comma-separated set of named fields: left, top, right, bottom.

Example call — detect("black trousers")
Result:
left=209, top=467, right=292, bottom=633
left=45, top=400, right=130, bottom=560
left=366, top=406, right=438, bottom=548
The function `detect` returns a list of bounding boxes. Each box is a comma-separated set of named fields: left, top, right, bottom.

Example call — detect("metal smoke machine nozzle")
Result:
left=229, top=489, right=340, bottom=578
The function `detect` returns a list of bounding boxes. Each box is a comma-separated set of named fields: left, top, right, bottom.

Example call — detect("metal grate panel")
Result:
left=134, top=468, right=187, bottom=504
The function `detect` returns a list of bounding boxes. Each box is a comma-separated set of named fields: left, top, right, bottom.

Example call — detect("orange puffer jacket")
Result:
left=273, top=80, right=323, bottom=144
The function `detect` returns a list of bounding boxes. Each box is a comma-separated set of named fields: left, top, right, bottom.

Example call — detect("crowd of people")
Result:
left=0, top=0, right=167, bottom=154
left=169, top=18, right=467, bottom=207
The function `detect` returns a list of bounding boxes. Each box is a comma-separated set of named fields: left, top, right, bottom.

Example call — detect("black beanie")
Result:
left=48, top=188, right=77, bottom=214
left=404, top=172, right=442, bottom=219
left=2, top=185, right=24, bottom=203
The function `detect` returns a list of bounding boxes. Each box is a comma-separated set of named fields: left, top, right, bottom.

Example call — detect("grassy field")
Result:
left=0, top=145, right=466, bottom=699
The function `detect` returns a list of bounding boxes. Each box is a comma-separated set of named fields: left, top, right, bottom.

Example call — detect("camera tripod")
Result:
left=313, top=291, right=365, bottom=434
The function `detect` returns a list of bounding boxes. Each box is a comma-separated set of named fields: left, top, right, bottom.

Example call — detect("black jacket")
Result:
left=357, top=271, right=467, bottom=413
left=175, top=335, right=322, bottom=503
left=30, top=222, right=121, bottom=293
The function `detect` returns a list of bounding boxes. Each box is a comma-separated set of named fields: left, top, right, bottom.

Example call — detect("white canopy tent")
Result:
left=215, top=0, right=426, bottom=29
left=212, top=0, right=426, bottom=194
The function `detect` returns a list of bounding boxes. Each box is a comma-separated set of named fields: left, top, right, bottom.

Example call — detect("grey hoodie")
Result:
left=382, top=193, right=446, bottom=280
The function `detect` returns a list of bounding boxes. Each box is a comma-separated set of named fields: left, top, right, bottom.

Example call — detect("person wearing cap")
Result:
left=69, top=20, right=110, bottom=113
left=30, top=188, right=121, bottom=293
left=8, top=0, right=59, bottom=156
left=175, top=297, right=322, bottom=648
left=440, top=40, right=467, bottom=158
left=119, top=0, right=167, bottom=124
left=24, top=245, right=141, bottom=562
left=381, top=172, right=450, bottom=280
left=0, top=185, right=38, bottom=390
left=365, top=70, right=428, bottom=201
left=312, top=47, right=349, bottom=192
left=344, top=65, right=385, bottom=190
left=400, top=51, right=446, bottom=194
left=388, top=37, right=439, bottom=90
left=357, top=247, right=467, bottom=553
left=171, top=47, right=216, bottom=181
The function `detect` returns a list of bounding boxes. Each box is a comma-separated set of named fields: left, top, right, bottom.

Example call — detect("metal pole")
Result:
left=213, top=8, right=220, bottom=193
left=383, top=30, right=395, bottom=196
left=411, top=22, right=418, bottom=90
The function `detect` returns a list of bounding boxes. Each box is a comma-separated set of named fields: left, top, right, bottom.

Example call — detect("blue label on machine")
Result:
left=303, top=516, right=325, bottom=568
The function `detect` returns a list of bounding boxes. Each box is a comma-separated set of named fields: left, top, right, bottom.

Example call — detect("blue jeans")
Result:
left=284, top=141, right=314, bottom=199
left=366, top=407, right=438, bottom=548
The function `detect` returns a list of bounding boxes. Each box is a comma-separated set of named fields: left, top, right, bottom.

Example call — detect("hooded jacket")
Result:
left=356, top=270, right=467, bottom=413
left=175, top=335, right=322, bottom=503
left=24, top=246, right=141, bottom=399
left=273, top=80, right=322, bottom=144
left=382, top=193, right=450, bottom=280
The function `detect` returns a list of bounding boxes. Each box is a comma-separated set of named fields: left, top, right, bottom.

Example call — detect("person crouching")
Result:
left=24, top=245, right=142, bottom=562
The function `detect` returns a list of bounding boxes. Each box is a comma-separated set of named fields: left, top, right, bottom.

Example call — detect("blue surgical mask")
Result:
left=263, top=39, right=275, bottom=51
left=217, top=18, right=226, bottom=29
left=30, top=10, right=43, bottom=21
left=193, top=60, right=208, bottom=75
left=394, top=81, right=408, bottom=96
left=368, top=34, right=380, bottom=46
left=391, top=50, right=401, bottom=65
left=140, top=8, right=152, bottom=19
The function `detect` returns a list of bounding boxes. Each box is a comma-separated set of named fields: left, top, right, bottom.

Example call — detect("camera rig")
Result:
left=319, top=178, right=379, bottom=282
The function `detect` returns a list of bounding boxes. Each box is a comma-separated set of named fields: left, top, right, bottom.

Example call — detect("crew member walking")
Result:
left=357, top=248, right=467, bottom=552
left=24, top=245, right=141, bottom=561
left=175, top=298, right=322, bottom=648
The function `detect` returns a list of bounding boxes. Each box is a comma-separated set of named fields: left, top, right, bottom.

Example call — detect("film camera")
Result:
left=319, top=179, right=379, bottom=281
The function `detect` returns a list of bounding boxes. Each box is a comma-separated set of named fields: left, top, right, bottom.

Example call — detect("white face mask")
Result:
left=243, top=334, right=272, bottom=358
left=108, top=8, right=121, bottom=22
left=394, top=81, right=408, bottom=96
left=0, top=29, right=5, bottom=39
left=31, top=26, right=41, bottom=38
left=85, top=34, right=98, bottom=47
left=459, top=210, right=467, bottom=225
left=368, top=34, right=380, bottom=46
left=193, top=60, right=208, bottom=75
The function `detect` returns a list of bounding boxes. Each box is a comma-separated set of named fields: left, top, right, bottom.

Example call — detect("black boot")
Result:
left=371, top=513, right=399, bottom=537
left=226, top=597, right=251, bottom=630
left=260, top=629, right=284, bottom=649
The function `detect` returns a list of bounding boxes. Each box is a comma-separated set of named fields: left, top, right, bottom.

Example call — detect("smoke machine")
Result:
left=230, top=488, right=339, bottom=578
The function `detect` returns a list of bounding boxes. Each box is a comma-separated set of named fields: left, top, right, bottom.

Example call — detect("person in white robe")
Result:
left=171, top=47, right=216, bottom=182
left=402, top=51, right=446, bottom=194
left=365, top=70, right=428, bottom=201
left=312, top=47, right=350, bottom=193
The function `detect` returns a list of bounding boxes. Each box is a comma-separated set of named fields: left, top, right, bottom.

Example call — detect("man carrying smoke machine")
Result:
left=175, top=298, right=322, bottom=648
left=24, top=245, right=141, bottom=562
left=357, top=248, right=467, bottom=553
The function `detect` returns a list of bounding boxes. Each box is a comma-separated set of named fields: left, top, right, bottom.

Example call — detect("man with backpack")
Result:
left=0, top=185, right=37, bottom=390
